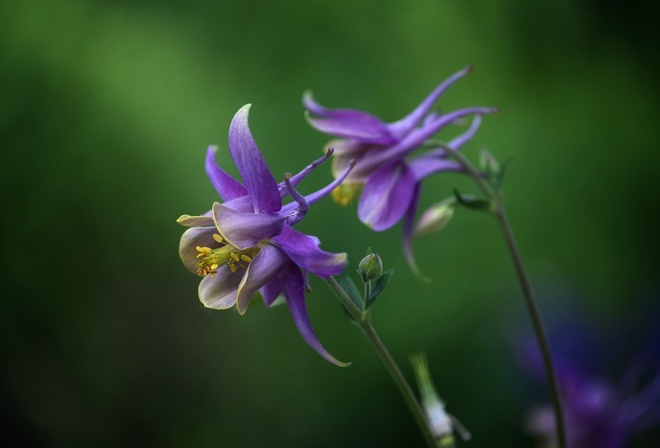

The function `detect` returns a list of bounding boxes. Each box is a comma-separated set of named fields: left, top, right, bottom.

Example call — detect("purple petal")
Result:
left=325, top=138, right=366, bottom=155
left=279, top=262, right=350, bottom=367
left=332, top=150, right=366, bottom=182
left=358, top=106, right=497, bottom=174
left=260, top=277, right=283, bottom=307
left=277, top=149, right=333, bottom=198
left=303, top=156, right=355, bottom=206
left=212, top=202, right=285, bottom=249
left=447, top=114, right=482, bottom=150
left=279, top=155, right=356, bottom=214
left=228, top=105, right=281, bottom=213
left=388, top=66, right=472, bottom=138
left=402, top=184, right=429, bottom=280
left=205, top=145, right=248, bottom=201
left=272, top=224, right=347, bottom=278
left=302, top=90, right=333, bottom=115
left=179, top=226, right=217, bottom=274
left=358, top=162, right=416, bottom=231
left=281, top=174, right=309, bottom=226
left=236, top=243, right=289, bottom=314
left=198, top=265, right=242, bottom=309
left=414, top=107, right=496, bottom=148
left=407, top=154, right=463, bottom=182
left=306, top=112, right=397, bottom=145
left=218, top=195, right=255, bottom=214
left=304, top=92, right=396, bottom=144
left=422, top=115, right=484, bottom=159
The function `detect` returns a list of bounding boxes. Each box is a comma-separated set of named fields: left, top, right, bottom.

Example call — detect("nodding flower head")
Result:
left=178, top=104, right=354, bottom=366
left=305, top=67, right=497, bottom=273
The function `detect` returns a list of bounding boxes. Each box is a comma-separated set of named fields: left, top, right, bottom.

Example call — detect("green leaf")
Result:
left=479, top=148, right=500, bottom=175
left=367, top=268, right=394, bottom=309
left=479, top=149, right=513, bottom=192
left=336, top=270, right=363, bottom=310
left=453, top=188, right=493, bottom=213
left=491, top=155, right=513, bottom=191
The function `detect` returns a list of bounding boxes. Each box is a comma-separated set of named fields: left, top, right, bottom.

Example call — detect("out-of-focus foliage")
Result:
left=1, top=1, right=658, bottom=447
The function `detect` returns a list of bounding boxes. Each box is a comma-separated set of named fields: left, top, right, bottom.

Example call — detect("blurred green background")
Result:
left=2, top=0, right=659, bottom=447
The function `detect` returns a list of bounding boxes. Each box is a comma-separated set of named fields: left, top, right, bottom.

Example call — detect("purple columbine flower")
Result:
left=522, top=320, right=660, bottom=448
left=304, top=66, right=497, bottom=270
left=178, top=104, right=353, bottom=366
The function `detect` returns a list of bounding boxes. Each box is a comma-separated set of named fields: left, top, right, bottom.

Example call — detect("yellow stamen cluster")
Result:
left=195, top=233, right=255, bottom=278
left=331, top=183, right=362, bottom=206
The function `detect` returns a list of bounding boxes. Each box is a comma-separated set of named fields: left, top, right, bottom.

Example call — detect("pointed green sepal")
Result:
left=480, top=149, right=512, bottom=191
left=336, top=270, right=363, bottom=311
left=479, top=148, right=499, bottom=175
left=366, top=268, right=394, bottom=310
left=453, top=188, right=494, bottom=214
left=492, top=154, right=512, bottom=191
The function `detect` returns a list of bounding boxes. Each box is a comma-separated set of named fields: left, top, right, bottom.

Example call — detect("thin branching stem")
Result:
left=325, top=276, right=437, bottom=448
left=363, top=280, right=371, bottom=312
left=442, top=146, right=567, bottom=448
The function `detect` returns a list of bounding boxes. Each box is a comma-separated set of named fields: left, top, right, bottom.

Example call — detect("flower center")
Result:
left=331, top=183, right=362, bottom=206
left=195, top=233, right=258, bottom=277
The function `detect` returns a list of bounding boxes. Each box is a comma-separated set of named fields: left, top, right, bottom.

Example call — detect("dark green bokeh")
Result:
left=2, top=1, right=658, bottom=446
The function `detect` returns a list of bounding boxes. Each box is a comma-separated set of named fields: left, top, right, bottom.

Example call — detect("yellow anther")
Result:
left=195, top=240, right=259, bottom=278
left=331, top=183, right=362, bottom=207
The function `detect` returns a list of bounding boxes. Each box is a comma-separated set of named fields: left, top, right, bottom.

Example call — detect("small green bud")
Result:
left=479, top=148, right=500, bottom=175
left=413, top=198, right=456, bottom=239
left=480, top=149, right=511, bottom=191
left=358, top=251, right=383, bottom=282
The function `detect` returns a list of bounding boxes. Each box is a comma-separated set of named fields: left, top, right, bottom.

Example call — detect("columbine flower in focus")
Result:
left=523, top=317, right=660, bottom=448
left=178, top=104, right=353, bottom=366
left=304, top=66, right=497, bottom=270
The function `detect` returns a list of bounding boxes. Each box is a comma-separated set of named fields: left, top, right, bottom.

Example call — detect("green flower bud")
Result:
left=358, top=252, right=383, bottom=282
left=413, top=198, right=456, bottom=239
left=479, top=149, right=510, bottom=191
left=479, top=148, right=500, bottom=175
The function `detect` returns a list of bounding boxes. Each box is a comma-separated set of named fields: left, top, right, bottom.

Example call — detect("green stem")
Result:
left=325, top=276, right=437, bottom=448
left=444, top=146, right=567, bottom=448
left=494, top=206, right=567, bottom=448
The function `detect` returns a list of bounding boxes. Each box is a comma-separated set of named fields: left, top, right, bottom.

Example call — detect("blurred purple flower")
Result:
left=178, top=104, right=352, bottom=366
left=304, top=67, right=497, bottom=270
left=523, top=322, right=660, bottom=448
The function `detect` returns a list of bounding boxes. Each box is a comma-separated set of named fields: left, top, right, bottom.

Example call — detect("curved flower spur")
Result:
left=178, top=104, right=354, bottom=366
left=304, top=67, right=497, bottom=271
